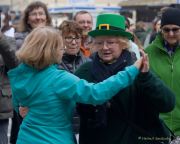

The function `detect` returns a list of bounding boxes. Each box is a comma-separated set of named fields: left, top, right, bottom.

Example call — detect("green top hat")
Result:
left=88, top=14, right=132, bottom=39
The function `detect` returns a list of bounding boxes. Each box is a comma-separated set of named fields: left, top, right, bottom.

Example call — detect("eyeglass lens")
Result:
left=163, top=27, right=180, bottom=33
left=65, top=37, right=81, bottom=42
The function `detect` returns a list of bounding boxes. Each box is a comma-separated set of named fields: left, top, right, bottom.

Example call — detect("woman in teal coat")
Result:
left=7, top=26, right=144, bottom=144
left=75, top=13, right=175, bottom=144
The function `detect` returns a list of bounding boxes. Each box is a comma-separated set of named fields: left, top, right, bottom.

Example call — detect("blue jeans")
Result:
left=0, top=119, right=9, bottom=144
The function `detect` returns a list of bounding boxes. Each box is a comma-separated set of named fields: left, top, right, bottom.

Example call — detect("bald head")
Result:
left=74, top=11, right=93, bottom=36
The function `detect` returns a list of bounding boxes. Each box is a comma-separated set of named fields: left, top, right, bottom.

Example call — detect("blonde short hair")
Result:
left=117, top=36, right=130, bottom=50
left=16, top=26, right=63, bottom=69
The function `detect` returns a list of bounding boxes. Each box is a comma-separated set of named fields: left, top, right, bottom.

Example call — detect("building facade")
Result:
left=1, top=0, right=178, bottom=11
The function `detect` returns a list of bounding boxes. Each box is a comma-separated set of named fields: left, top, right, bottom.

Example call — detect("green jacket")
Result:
left=145, top=34, right=180, bottom=135
left=75, top=61, right=175, bottom=144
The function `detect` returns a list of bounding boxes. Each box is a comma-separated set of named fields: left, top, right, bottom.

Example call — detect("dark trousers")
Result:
left=0, top=119, right=9, bottom=144
left=10, top=110, right=22, bottom=144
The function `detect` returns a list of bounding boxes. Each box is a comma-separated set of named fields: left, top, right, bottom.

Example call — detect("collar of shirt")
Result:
left=163, top=40, right=178, bottom=56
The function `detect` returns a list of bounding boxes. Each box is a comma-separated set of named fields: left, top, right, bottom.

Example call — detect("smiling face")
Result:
left=94, top=36, right=129, bottom=63
left=161, top=24, right=180, bottom=46
left=27, top=7, right=47, bottom=29
left=75, top=13, right=93, bottom=36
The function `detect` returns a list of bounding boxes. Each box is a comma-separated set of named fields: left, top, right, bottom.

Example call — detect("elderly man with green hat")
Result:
left=75, top=13, right=175, bottom=144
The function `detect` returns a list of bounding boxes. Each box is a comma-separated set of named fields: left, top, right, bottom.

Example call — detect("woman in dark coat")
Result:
left=0, top=31, right=18, bottom=144
left=75, top=13, right=175, bottom=144
left=58, top=20, right=91, bottom=143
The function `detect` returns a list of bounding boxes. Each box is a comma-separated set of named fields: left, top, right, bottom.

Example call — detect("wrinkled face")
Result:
left=94, top=36, right=125, bottom=63
left=75, top=13, right=93, bottom=36
left=161, top=24, right=180, bottom=46
left=63, top=32, right=82, bottom=55
left=28, top=7, right=47, bottom=29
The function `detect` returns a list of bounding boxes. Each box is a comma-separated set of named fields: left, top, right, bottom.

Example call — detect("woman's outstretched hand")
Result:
left=133, top=57, right=143, bottom=70
left=140, top=50, right=149, bottom=73
left=133, top=50, right=149, bottom=73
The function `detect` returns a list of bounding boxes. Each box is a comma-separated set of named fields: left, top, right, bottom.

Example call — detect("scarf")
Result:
left=90, top=50, right=134, bottom=128
left=91, top=50, right=134, bottom=82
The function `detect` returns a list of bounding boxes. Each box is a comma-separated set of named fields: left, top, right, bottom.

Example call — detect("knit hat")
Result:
left=161, top=8, right=180, bottom=27
left=88, top=14, right=132, bottom=39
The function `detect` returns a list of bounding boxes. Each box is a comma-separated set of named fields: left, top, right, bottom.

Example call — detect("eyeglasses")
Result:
left=94, top=41, right=119, bottom=48
left=64, top=37, right=81, bottom=43
left=162, top=27, right=180, bottom=33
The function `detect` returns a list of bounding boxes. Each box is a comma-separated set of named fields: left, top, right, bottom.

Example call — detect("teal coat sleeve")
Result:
left=137, top=71, right=175, bottom=113
left=54, top=65, right=139, bottom=105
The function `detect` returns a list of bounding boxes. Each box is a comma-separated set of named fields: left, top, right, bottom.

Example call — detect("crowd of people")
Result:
left=0, top=1, right=179, bottom=144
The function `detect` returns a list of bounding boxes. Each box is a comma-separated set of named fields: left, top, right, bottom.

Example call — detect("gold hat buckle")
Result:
left=99, top=24, right=110, bottom=30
